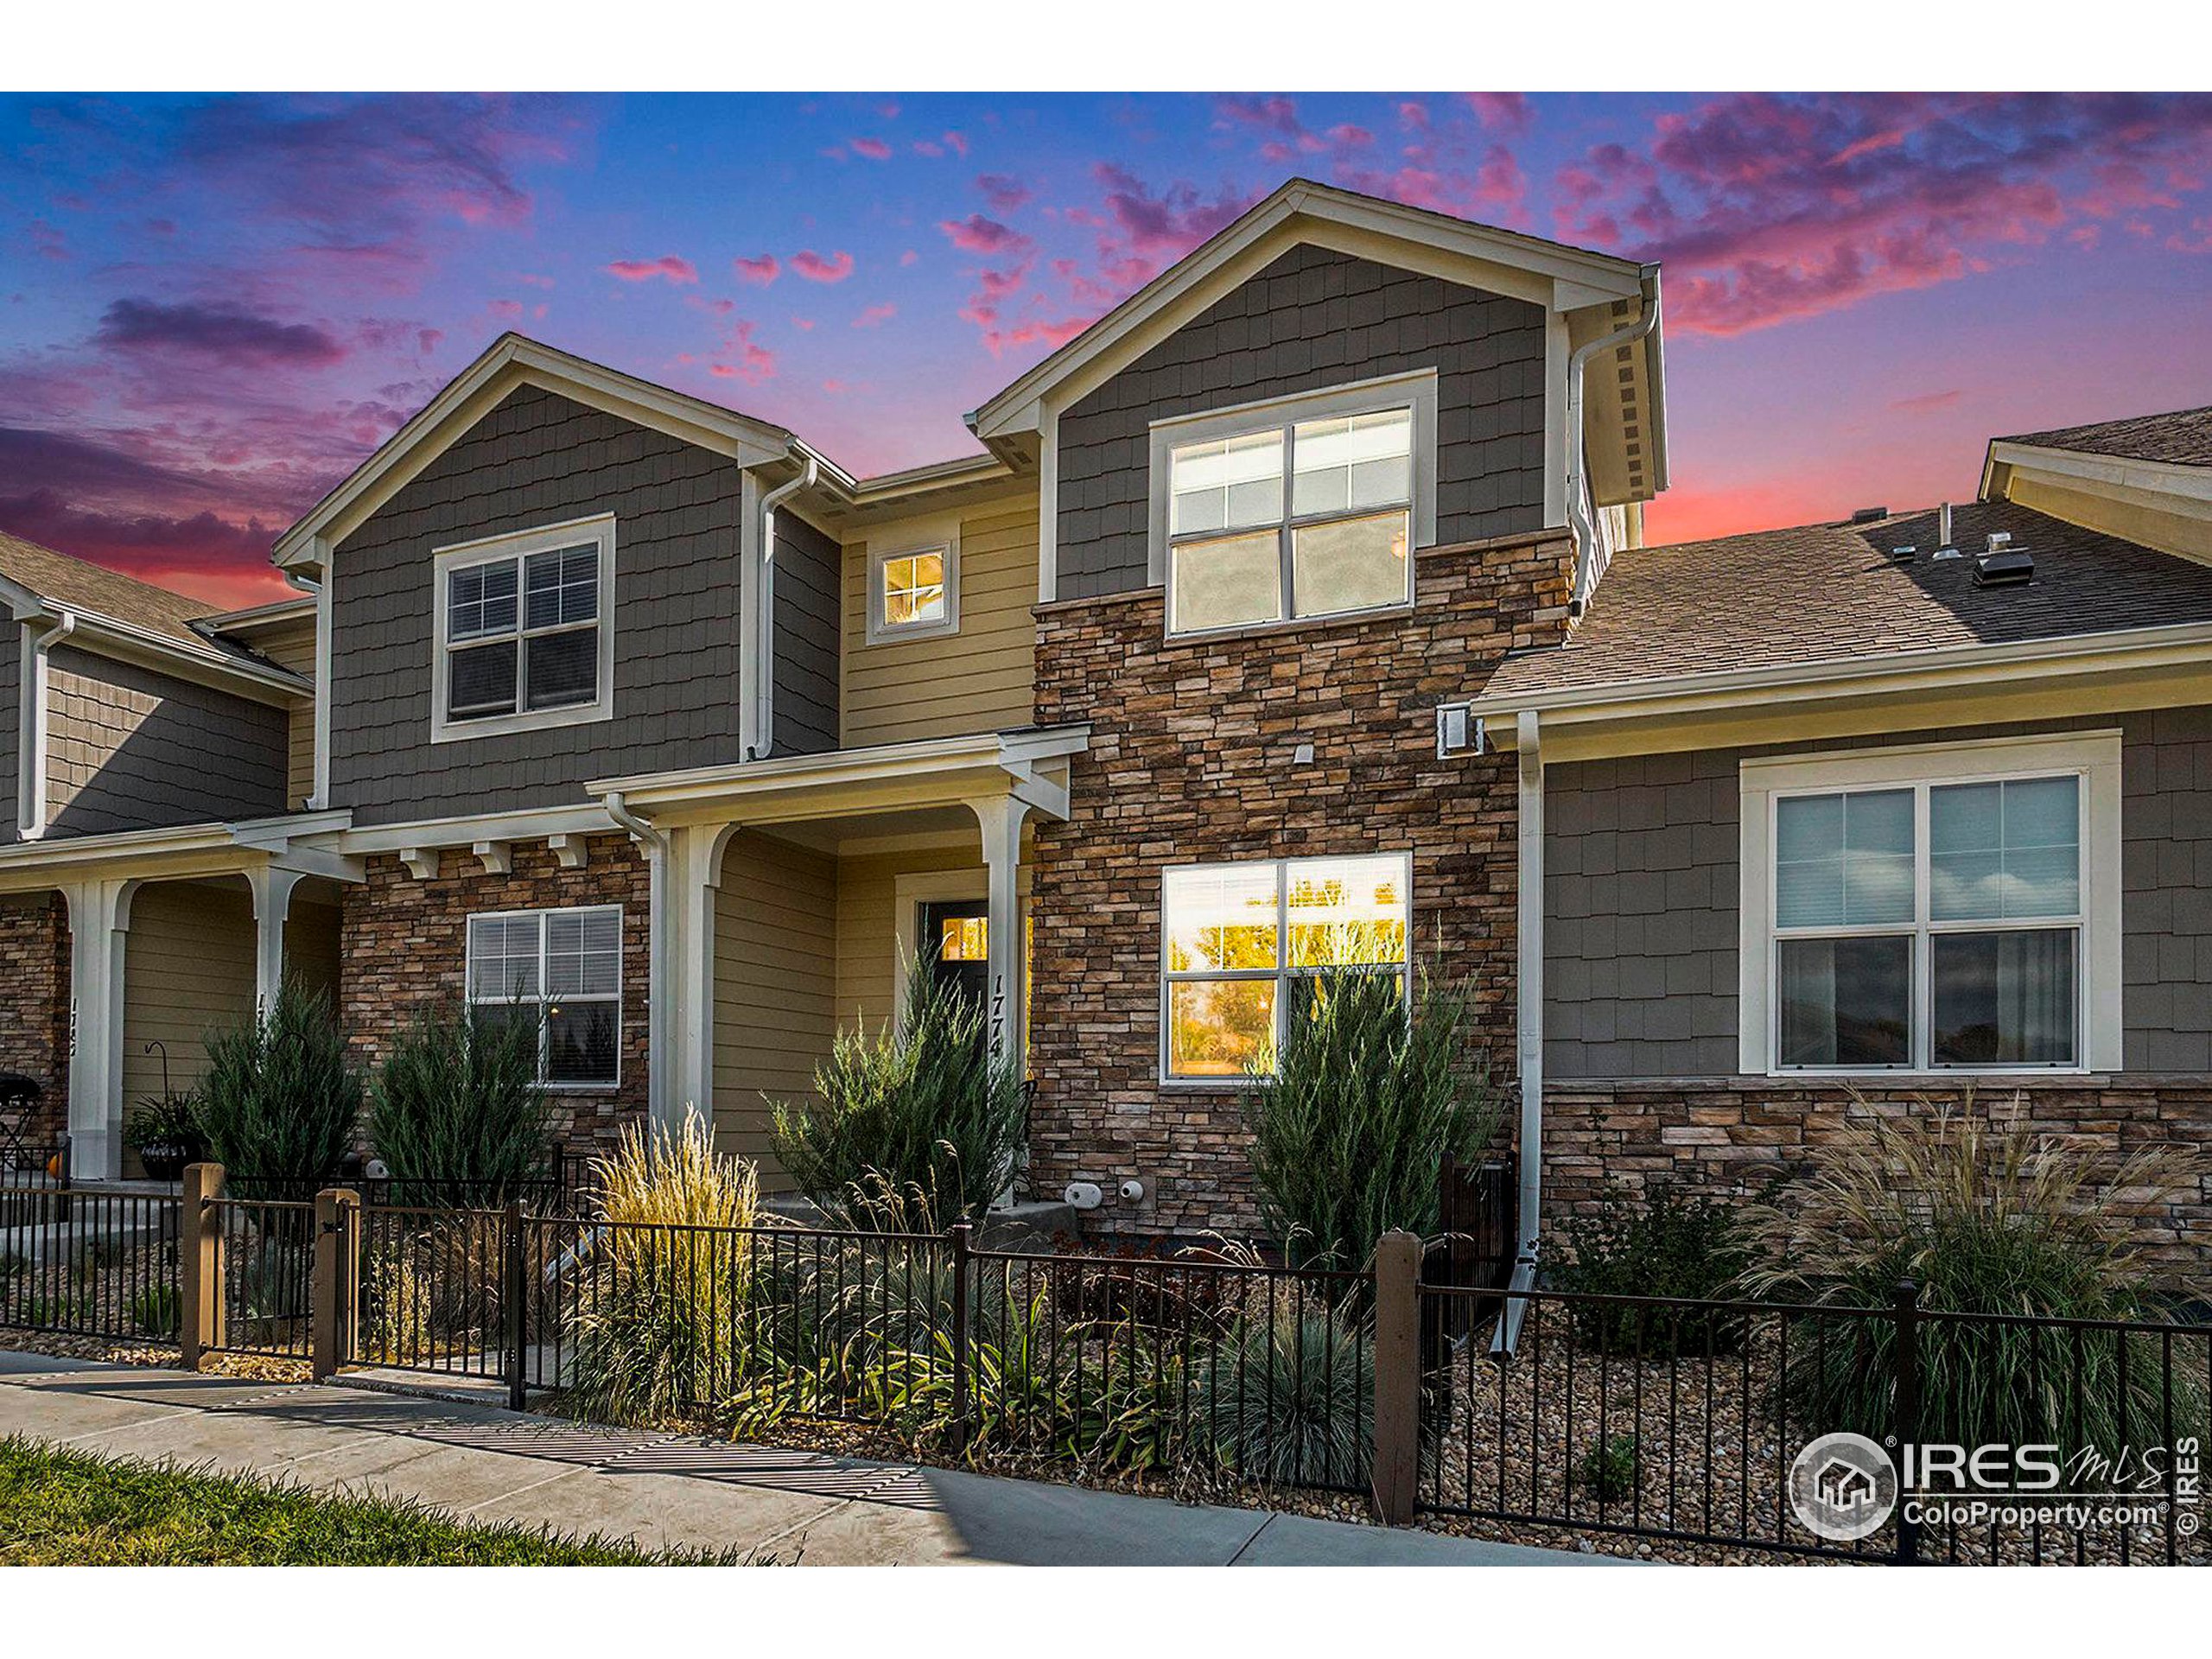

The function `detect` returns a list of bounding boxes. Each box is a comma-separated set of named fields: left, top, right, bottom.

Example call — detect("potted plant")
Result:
left=124, top=1090, right=203, bottom=1181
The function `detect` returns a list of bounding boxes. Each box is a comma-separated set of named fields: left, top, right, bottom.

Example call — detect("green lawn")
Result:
left=0, top=1434, right=759, bottom=1565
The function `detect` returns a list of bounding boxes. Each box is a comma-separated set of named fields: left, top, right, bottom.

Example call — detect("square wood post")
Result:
left=1370, top=1229, right=1424, bottom=1526
left=311, top=1187, right=359, bottom=1382
left=178, top=1162, right=225, bottom=1370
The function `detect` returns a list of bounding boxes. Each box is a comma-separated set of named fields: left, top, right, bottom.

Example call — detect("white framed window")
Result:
left=431, top=515, right=616, bottom=742
left=1147, top=370, right=1439, bottom=638
left=867, top=520, right=961, bottom=644
left=466, top=905, right=623, bottom=1087
left=1738, top=733, right=2123, bottom=1076
left=1160, top=852, right=1411, bottom=1083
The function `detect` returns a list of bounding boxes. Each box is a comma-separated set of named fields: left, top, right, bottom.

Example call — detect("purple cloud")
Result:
left=93, top=298, right=347, bottom=365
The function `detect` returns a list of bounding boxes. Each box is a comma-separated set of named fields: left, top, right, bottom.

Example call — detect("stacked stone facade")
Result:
left=0, top=893, right=70, bottom=1151
left=1027, top=531, right=1572, bottom=1236
left=1540, top=1078, right=2212, bottom=1273
left=337, top=834, right=649, bottom=1154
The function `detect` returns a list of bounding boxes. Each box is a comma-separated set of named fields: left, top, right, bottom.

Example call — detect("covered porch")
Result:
left=0, top=815, right=357, bottom=1181
left=588, top=728, right=1085, bottom=1184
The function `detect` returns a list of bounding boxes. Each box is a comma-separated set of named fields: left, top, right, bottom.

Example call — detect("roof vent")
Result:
left=1974, top=534, right=2034, bottom=587
left=1850, top=505, right=1889, bottom=524
left=1890, top=544, right=1917, bottom=563
left=1938, top=501, right=1954, bottom=550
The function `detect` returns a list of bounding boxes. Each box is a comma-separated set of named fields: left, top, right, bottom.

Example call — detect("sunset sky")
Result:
left=2, top=91, right=2209, bottom=610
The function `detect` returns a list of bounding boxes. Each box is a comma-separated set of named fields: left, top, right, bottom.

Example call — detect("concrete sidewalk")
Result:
left=0, top=1349, right=1597, bottom=1566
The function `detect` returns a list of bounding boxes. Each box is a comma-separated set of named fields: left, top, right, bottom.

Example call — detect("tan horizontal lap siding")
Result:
left=712, top=831, right=837, bottom=1189
left=284, top=896, right=342, bottom=1007
left=120, top=881, right=257, bottom=1143
left=841, top=497, right=1039, bottom=747
left=831, top=844, right=983, bottom=1040
left=248, top=616, right=320, bottom=812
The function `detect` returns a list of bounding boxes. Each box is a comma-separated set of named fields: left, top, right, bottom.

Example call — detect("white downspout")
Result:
left=602, top=789, right=676, bottom=1138
left=1565, top=267, right=1662, bottom=616
left=1494, top=707, right=1544, bottom=1355
left=747, top=455, right=819, bottom=763
left=17, top=607, right=76, bottom=841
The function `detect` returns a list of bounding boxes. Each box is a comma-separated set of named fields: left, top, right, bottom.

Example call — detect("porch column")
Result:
left=61, top=877, right=137, bottom=1181
left=668, top=823, right=740, bottom=1135
left=968, top=795, right=1032, bottom=1075
left=245, top=865, right=305, bottom=1018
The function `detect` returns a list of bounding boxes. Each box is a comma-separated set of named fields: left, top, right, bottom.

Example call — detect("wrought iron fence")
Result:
left=1415, top=1279, right=2211, bottom=1566
left=0, top=1187, right=181, bottom=1343
left=209, top=1198, right=317, bottom=1360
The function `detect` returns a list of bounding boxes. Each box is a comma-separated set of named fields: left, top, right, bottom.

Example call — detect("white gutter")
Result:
left=1565, top=265, right=1662, bottom=615
left=747, top=454, right=820, bottom=763
left=601, top=789, right=677, bottom=1138
left=1493, top=708, right=1543, bottom=1356
left=16, top=607, right=75, bottom=841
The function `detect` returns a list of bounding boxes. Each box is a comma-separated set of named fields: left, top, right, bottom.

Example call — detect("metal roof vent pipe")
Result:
left=1938, top=501, right=1954, bottom=550
left=1974, top=531, right=2035, bottom=587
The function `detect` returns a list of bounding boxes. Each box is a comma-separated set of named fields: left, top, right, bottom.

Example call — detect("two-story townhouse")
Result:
left=3, top=177, right=2205, bottom=1272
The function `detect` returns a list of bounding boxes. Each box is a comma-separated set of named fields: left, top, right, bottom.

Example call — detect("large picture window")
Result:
left=1160, top=853, right=1410, bottom=1080
left=1148, top=372, right=1437, bottom=638
left=432, top=516, right=616, bottom=741
left=467, top=906, right=623, bottom=1086
left=1741, top=734, right=2122, bottom=1075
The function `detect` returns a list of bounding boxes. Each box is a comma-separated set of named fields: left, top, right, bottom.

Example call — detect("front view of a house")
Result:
left=0, top=178, right=2205, bottom=1265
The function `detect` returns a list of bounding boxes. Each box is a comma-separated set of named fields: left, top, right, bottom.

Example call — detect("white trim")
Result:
left=327, top=802, right=615, bottom=856
left=1036, top=404, right=1059, bottom=606
left=1736, top=731, right=2123, bottom=1077
left=463, top=901, right=626, bottom=1091
left=311, top=550, right=334, bottom=810
left=893, top=868, right=988, bottom=1028
left=429, top=513, right=617, bottom=745
left=865, top=517, right=962, bottom=645
left=1981, top=439, right=2212, bottom=508
left=1542, top=314, right=1570, bottom=529
left=1156, top=849, right=1414, bottom=1086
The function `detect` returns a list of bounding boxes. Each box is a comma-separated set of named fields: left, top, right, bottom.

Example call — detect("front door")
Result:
left=917, top=899, right=989, bottom=1017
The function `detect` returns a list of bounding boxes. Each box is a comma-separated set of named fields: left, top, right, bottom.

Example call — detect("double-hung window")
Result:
left=1160, top=853, right=1410, bottom=1080
left=433, top=516, right=616, bottom=741
left=467, top=906, right=623, bottom=1086
left=1149, top=371, right=1438, bottom=637
left=1742, top=734, right=2122, bottom=1074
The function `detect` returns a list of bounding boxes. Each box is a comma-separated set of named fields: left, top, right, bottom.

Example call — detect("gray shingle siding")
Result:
left=1055, top=243, right=1548, bottom=599
left=1543, top=709, right=2212, bottom=1078
left=769, top=508, right=840, bottom=757
left=328, top=384, right=803, bottom=825
left=42, top=645, right=287, bottom=836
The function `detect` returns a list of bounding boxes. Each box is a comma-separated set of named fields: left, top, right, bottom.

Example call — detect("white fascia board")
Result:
left=58, top=611, right=311, bottom=705
left=1465, top=620, right=2212, bottom=738
left=586, top=726, right=1091, bottom=812
left=1984, top=441, right=2212, bottom=506
left=321, top=801, right=620, bottom=856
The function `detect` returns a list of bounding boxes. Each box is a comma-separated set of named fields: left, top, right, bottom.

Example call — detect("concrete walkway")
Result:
left=0, top=1349, right=1597, bottom=1566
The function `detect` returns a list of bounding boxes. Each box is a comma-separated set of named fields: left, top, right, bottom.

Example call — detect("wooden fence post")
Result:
left=310, top=1187, right=359, bottom=1382
left=1371, top=1228, right=1424, bottom=1526
left=178, top=1161, right=225, bottom=1370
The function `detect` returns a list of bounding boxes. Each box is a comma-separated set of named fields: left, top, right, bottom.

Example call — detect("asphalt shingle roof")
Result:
left=1998, top=405, right=2212, bottom=468
left=1480, top=499, right=2212, bottom=702
left=0, top=530, right=286, bottom=672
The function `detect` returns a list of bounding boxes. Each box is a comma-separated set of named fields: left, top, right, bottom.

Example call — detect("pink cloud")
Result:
left=705, top=319, right=774, bottom=384
left=1465, top=92, right=1534, bottom=133
left=899, top=249, right=918, bottom=266
left=850, top=137, right=893, bottom=162
left=734, top=253, right=780, bottom=284
left=791, top=249, right=855, bottom=283
left=851, top=302, right=896, bottom=327
left=976, top=173, right=1032, bottom=213
left=942, top=130, right=969, bottom=157
left=606, top=254, right=698, bottom=284
left=940, top=213, right=1027, bottom=254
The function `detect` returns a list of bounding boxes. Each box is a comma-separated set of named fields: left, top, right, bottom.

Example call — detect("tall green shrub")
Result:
left=1244, top=964, right=1502, bottom=1270
left=768, top=949, right=1025, bottom=1222
left=196, top=976, right=361, bottom=1180
left=368, top=1001, right=550, bottom=1190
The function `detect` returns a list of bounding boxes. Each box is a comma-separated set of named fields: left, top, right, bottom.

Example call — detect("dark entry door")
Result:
left=918, top=899, right=990, bottom=1016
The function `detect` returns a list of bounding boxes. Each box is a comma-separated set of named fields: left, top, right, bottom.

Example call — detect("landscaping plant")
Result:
left=122, top=1090, right=203, bottom=1179
left=768, top=947, right=1026, bottom=1223
left=1736, top=1094, right=2209, bottom=1452
left=194, top=976, right=361, bottom=1183
left=1243, top=960, right=1502, bottom=1270
left=564, top=1109, right=761, bottom=1426
left=367, top=1000, right=551, bottom=1194
left=1577, top=1433, right=1641, bottom=1504
left=1552, top=1181, right=1755, bottom=1355
left=1198, top=1293, right=1374, bottom=1488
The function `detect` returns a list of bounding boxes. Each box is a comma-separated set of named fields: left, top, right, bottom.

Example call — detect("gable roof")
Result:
left=270, top=334, right=842, bottom=571
left=1996, top=405, right=2212, bottom=469
left=1476, top=498, right=2212, bottom=707
left=965, top=178, right=1664, bottom=499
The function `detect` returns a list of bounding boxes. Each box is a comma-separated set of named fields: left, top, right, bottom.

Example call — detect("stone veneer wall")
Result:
left=338, top=834, right=649, bottom=1154
left=0, top=893, right=70, bottom=1148
left=1027, top=531, right=1573, bottom=1237
left=1540, top=1079, right=2212, bottom=1272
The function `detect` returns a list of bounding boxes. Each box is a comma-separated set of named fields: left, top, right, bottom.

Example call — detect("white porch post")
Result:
left=62, top=878, right=137, bottom=1181
left=246, top=865, right=305, bottom=1018
left=969, top=795, right=1032, bottom=1075
left=669, top=823, right=738, bottom=1136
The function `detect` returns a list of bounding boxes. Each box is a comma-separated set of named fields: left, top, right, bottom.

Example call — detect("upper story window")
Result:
left=431, top=515, right=616, bottom=742
left=1147, top=370, right=1439, bottom=639
left=868, top=523, right=961, bottom=644
left=1738, top=734, right=2123, bottom=1076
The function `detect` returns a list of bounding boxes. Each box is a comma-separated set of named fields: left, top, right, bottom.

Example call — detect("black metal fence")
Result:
left=1416, top=1280, right=2211, bottom=1566
left=0, top=1188, right=180, bottom=1343
left=210, top=1198, right=317, bottom=1360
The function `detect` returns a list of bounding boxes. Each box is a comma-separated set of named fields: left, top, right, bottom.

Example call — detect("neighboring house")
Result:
left=0, top=177, right=2202, bottom=1271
